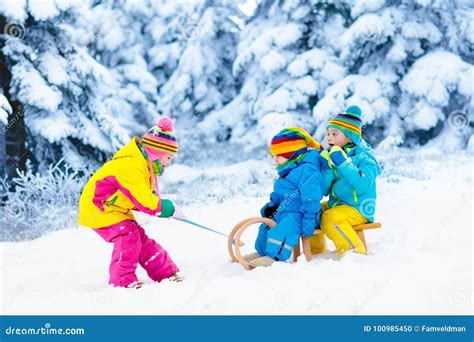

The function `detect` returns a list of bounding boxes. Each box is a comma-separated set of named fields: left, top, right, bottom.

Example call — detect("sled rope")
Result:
left=173, top=218, right=244, bottom=246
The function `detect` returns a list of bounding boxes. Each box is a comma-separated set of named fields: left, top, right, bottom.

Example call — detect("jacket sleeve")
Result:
left=299, top=164, right=324, bottom=215
left=297, top=164, right=324, bottom=236
left=106, top=161, right=162, bottom=216
left=269, top=190, right=281, bottom=207
left=336, top=155, right=378, bottom=193
left=322, top=168, right=335, bottom=196
left=260, top=190, right=281, bottom=217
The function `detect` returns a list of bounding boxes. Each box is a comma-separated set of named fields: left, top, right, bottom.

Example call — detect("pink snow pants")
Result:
left=94, top=220, right=179, bottom=287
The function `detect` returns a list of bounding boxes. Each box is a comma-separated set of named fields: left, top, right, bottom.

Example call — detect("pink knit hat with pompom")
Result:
left=142, top=116, right=178, bottom=161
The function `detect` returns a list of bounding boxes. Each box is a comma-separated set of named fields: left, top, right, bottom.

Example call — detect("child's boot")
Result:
left=249, top=256, right=275, bottom=268
left=243, top=252, right=261, bottom=262
left=168, top=273, right=183, bottom=282
left=126, top=281, right=144, bottom=289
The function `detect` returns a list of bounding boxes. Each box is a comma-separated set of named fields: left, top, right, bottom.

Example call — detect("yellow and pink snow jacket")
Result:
left=78, top=137, right=164, bottom=228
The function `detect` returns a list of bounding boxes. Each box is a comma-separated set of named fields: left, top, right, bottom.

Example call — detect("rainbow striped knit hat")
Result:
left=142, top=116, right=178, bottom=161
left=327, top=105, right=363, bottom=144
left=270, top=127, right=323, bottom=159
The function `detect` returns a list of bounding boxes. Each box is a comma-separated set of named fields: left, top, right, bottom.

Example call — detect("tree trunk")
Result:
left=0, top=19, right=26, bottom=188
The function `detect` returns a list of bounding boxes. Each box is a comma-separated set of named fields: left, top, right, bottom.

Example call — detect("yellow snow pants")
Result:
left=310, top=201, right=368, bottom=255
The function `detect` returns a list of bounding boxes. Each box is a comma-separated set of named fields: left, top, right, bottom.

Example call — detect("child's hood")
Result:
left=352, top=139, right=381, bottom=175
left=278, top=150, right=321, bottom=178
left=300, top=150, right=321, bottom=168
left=112, top=137, right=145, bottom=162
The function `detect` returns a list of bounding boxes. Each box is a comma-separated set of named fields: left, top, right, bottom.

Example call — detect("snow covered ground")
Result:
left=0, top=148, right=472, bottom=315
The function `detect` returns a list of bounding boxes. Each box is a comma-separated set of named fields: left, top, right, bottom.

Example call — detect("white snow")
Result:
left=273, top=23, right=303, bottom=48
left=401, top=20, right=442, bottom=42
left=401, top=50, right=474, bottom=106
left=28, top=0, right=60, bottom=21
left=386, top=37, right=408, bottom=62
left=407, top=103, right=443, bottom=131
left=350, top=0, right=385, bottom=18
left=238, top=0, right=257, bottom=17
left=38, top=51, right=69, bottom=86
left=12, top=60, right=62, bottom=112
left=233, top=23, right=302, bottom=76
left=29, top=110, right=74, bottom=143
left=1, top=149, right=471, bottom=315
left=0, top=0, right=28, bottom=21
left=99, top=21, right=126, bottom=51
left=260, top=50, right=287, bottom=74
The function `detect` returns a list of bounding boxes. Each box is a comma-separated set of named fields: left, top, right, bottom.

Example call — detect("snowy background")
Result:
left=0, top=0, right=472, bottom=314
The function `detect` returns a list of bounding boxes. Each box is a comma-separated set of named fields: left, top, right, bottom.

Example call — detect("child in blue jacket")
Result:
left=249, top=127, right=325, bottom=267
left=313, top=105, right=381, bottom=255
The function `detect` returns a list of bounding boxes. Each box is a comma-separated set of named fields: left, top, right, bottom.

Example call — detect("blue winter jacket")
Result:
left=261, top=150, right=324, bottom=236
left=324, top=139, right=381, bottom=222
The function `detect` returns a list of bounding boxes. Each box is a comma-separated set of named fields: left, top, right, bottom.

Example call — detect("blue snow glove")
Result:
left=261, top=202, right=278, bottom=219
left=329, top=146, right=349, bottom=166
left=319, top=150, right=333, bottom=170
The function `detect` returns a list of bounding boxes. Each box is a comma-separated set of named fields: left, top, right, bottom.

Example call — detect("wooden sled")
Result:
left=228, top=217, right=381, bottom=269
left=228, top=217, right=276, bottom=270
